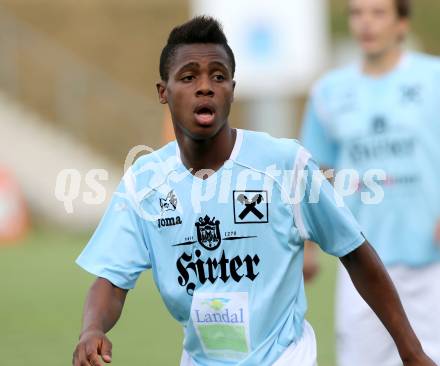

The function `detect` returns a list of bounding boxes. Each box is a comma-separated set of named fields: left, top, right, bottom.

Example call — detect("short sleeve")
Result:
left=292, top=148, right=365, bottom=257
left=300, top=91, right=339, bottom=168
left=76, top=170, right=152, bottom=290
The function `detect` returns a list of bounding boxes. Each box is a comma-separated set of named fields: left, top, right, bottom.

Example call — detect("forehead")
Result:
left=170, top=44, right=231, bottom=72
left=349, top=0, right=395, bottom=10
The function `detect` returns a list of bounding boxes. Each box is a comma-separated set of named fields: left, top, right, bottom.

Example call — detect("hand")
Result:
left=403, top=351, right=437, bottom=366
left=303, top=241, right=320, bottom=282
left=72, top=329, right=112, bottom=366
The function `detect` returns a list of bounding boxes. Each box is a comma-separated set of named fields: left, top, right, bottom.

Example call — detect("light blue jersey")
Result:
left=77, top=129, right=364, bottom=365
left=302, top=52, right=440, bottom=267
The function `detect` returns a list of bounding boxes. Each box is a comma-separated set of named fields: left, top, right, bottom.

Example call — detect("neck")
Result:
left=175, top=124, right=236, bottom=176
left=363, top=46, right=403, bottom=76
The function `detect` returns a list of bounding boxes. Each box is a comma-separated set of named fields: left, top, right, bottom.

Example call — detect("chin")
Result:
left=363, top=46, right=385, bottom=59
left=358, top=40, right=379, bottom=54
left=183, top=123, right=222, bottom=141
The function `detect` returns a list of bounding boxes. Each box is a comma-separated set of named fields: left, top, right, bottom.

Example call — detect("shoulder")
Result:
left=123, top=141, right=179, bottom=194
left=408, top=52, right=440, bottom=70
left=311, top=64, right=358, bottom=99
left=130, top=141, right=177, bottom=176
left=402, top=52, right=440, bottom=83
left=401, top=52, right=440, bottom=93
left=236, top=129, right=309, bottom=171
left=306, top=64, right=358, bottom=125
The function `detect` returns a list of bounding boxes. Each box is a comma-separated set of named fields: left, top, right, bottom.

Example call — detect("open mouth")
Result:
left=194, top=105, right=216, bottom=126
left=360, top=34, right=376, bottom=43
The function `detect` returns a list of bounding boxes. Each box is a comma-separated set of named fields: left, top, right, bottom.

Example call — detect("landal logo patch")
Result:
left=191, top=292, right=250, bottom=361
left=233, top=190, right=269, bottom=224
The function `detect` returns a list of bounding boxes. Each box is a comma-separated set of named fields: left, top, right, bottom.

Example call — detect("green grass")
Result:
left=0, top=228, right=337, bottom=366
left=306, top=253, right=338, bottom=366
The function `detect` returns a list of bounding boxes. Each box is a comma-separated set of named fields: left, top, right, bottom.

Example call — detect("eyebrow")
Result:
left=177, top=62, right=200, bottom=72
left=176, top=61, right=230, bottom=74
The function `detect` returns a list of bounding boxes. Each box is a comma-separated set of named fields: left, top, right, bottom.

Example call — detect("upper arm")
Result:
left=93, top=277, right=129, bottom=303
left=293, top=151, right=365, bottom=257
left=339, top=240, right=384, bottom=272
left=339, top=240, right=368, bottom=267
left=76, top=170, right=153, bottom=290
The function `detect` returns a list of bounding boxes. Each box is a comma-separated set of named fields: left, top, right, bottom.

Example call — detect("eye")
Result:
left=372, top=8, right=386, bottom=17
left=181, top=75, right=195, bottom=82
left=349, top=7, right=361, bottom=17
left=213, top=74, right=226, bottom=82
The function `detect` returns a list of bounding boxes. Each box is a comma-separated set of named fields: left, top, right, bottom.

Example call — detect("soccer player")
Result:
left=72, top=16, right=435, bottom=366
left=301, top=0, right=440, bottom=365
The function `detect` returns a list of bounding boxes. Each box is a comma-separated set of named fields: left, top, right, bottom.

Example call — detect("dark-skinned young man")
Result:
left=73, top=16, right=436, bottom=366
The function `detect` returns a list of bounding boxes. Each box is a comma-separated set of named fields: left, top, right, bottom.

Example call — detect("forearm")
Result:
left=340, top=242, right=423, bottom=361
left=81, top=277, right=127, bottom=336
left=303, top=240, right=319, bottom=282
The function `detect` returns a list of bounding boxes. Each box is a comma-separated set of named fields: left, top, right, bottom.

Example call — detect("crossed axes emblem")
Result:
left=236, top=193, right=264, bottom=220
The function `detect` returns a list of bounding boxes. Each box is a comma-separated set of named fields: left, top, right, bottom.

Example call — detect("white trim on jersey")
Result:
left=291, top=147, right=311, bottom=241
left=229, top=128, right=243, bottom=161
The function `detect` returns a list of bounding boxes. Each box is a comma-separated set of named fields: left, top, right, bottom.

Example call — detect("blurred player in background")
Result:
left=301, top=0, right=440, bottom=365
left=72, top=15, right=435, bottom=366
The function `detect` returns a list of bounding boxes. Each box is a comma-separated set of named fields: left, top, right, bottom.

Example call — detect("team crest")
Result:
left=160, top=190, right=177, bottom=213
left=195, top=215, right=221, bottom=251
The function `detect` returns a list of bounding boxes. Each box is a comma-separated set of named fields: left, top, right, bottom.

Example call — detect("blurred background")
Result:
left=1, top=1, right=439, bottom=365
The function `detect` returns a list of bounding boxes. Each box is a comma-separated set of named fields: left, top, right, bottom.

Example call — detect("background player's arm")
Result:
left=303, top=166, right=333, bottom=282
left=73, top=278, right=128, bottom=366
left=435, top=220, right=440, bottom=244
left=303, top=240, right=320, bottom=281
left=340, top=242, right=436, bottom=366
left=300, top=86, right=338, bottom=283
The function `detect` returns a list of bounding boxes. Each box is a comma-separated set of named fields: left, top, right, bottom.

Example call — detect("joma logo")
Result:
left=158, top=216, right=182, bottom=228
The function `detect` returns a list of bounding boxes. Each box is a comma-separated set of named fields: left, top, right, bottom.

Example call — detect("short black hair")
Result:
left=159, top=16, right=236, bottom=81
left=395, top=0, right=411, bottom=19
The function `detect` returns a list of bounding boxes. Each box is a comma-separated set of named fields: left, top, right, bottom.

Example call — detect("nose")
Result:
left=360, top=11, right=375, bottom=29
left=195, top=75, right=214, bottom=97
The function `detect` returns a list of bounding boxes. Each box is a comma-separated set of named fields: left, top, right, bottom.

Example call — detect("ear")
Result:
left=156, top=81, right=168, bottom=104
left=231, top=80, right=236, bottom=103
left=398, top=18, right=410, bottom=41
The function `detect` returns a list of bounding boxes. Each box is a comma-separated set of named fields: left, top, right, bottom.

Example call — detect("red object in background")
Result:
left=0, top=167, right=29, bottom=243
